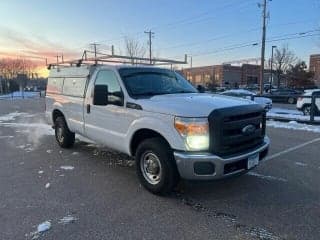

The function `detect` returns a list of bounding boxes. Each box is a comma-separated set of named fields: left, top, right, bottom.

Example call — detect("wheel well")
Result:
left=52, top=109, right=64, bottom=123
left=130, top=129, right=170, bottom=156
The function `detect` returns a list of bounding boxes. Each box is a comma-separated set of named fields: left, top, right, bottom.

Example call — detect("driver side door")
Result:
left=84, top=69, right=128, bottom=152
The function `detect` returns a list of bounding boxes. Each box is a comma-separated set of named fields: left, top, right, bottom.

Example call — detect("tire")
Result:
left=288, top=97, right=295, bottom=104
left=54, top=116, right=75, bottom=148
left=135, top=137, right=180, bottom=195
left=302, top=105, right=311, bottom=116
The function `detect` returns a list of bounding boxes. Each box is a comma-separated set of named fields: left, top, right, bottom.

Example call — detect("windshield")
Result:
left=118, top=67, right=197, bottom=97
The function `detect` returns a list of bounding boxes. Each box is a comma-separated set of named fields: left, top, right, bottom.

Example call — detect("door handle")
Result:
left=87, top=104, right=91, bottom=113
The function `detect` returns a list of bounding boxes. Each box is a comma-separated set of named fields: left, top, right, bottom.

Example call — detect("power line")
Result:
left=190, top=31, right=320, bottom=58
left=94, top=0, right=255, bottom=45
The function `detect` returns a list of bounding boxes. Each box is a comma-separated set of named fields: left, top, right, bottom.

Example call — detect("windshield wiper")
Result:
left=133, top=92, right=169, bottom=96
left=170, top=90, right=197, bottom=94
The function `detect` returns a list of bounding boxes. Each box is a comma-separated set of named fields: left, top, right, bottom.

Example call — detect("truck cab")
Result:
left=46, top=64, right=269, bottom=194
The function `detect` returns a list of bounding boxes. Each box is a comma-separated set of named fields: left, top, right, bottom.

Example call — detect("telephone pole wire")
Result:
left=144, top=30, right=155, bottom=64
left=259, top=0, right=268, bottom=95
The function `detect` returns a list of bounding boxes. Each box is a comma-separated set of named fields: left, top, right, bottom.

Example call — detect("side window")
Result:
left=94, top=70, right=123, bottom=106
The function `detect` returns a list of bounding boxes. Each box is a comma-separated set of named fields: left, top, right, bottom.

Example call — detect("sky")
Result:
left=0, top=0, right=319, bottom=75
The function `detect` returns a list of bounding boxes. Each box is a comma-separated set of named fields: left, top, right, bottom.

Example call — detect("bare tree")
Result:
left=124, top=37, right=146, bottom=64
left=272, top=45, right=297, bottom=88
left=0, top=58, right=37, bottom=93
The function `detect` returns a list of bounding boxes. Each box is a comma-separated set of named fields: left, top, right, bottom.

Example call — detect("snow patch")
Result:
left=295, top=162, right=308, bottom=167
left=37, top=221, right=51, bottom=232
left=0, top=112, right=27, bottom=122
left=267, top=107, right=320, bottom=121
left=45, top=183, right=50, bottom=189
left=72, top=152, right=79, bottom=155
left=46, top=149, right=53, bottom=154
left=58, top=215, right=77, bottom=224
left=247, top=172, right=288, bottom=182
left=0, top=91, right=40, bottom=100
left=38, top=170, right=44, bottom=174
left=0, top=135, right=14, bottom=139
left=27, top=220, right=52, bottom=239
left=60, top=166, right=74, bottom=170
left=248, top=226, right=280, bottom=240
left=267, top=120, right=320, bottom=133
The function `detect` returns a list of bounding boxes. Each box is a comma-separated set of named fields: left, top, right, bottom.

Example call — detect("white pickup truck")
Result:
left=45, top=64, right=269, bottom=194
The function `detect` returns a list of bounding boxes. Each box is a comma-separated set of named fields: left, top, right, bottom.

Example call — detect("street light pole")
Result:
left=270, top=45, right=276, bottom=93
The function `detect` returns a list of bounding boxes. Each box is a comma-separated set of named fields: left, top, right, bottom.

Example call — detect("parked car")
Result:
left=296, top=90, right=320, bottom=116
left=266, top=89, right=302, bottom=104
left=46, top=64, right=269, bottom=194
left=220, top=89, right=272, bottom=111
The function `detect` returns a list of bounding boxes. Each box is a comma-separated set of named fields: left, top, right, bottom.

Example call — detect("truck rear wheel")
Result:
left=54, top=116, right=75, bottom=148
left=135, top=137, right=179, bottom=195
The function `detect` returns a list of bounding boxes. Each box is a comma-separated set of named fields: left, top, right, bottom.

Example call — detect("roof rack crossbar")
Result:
left=47, top=50, right=188, bottom=69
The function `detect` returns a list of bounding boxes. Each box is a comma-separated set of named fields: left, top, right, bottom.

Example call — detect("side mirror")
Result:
left=93, top=85, right=108, bottom=105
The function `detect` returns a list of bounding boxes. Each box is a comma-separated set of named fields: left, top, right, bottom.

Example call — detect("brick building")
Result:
left=309, top=54, right=320, bottom=86
left=181, top=64, right=271, bottom=88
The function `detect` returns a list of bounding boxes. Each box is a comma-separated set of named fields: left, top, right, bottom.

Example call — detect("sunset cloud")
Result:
left=0, top=26, right=81, bottom=64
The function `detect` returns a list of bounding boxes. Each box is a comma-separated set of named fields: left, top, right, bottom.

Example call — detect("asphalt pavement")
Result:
left=0, top=99, right=319, bottom=240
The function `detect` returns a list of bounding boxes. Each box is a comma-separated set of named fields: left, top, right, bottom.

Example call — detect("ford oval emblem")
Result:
left=242, top=124, right=256, bottom=135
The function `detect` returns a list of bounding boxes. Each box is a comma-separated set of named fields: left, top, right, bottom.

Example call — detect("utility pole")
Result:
left=144, top=30, right=155, bottom=64
left=190, top=56, right=193, bottom=68
left=270, top=45, right=276, bottom=93
left=259, top=0, right=269, bottom=95
left=90, top=43, right=100, bottom=64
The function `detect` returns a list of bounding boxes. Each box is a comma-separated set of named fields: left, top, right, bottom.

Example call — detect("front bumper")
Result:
left=174, top=136, right=270, bottom=180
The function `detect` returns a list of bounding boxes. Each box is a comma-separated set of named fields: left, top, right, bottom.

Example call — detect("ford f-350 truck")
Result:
left=46, top=64, right=269, bottom=194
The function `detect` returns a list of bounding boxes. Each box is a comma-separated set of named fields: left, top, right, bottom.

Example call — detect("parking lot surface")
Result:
left=0, top=99, right=319, bottom=240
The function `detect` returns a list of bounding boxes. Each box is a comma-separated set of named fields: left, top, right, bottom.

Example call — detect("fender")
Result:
left=125, top=115, right=187, bottom=156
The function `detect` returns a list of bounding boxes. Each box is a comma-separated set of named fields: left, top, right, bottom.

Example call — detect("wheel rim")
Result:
left=56, top=126, right=64, bottom=143
left=140, top=152, right=162, bottom=185
left=304, top=106, right=311, bottom=115
left=288, top=98, right=294, bottom=104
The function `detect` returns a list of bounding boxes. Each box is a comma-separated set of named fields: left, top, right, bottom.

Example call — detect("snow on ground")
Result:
left=58, top=215, right=78, bottom=225
left=267, top=120, right=320, bottom=133
left=37, top=221, right=51, bottom=233
left=45, top=183, right=50, bottom=189
left=0, top=135, right=14, bottom=139
left=0, top=122, right=54, bottom=135
left=247, top=172, right=288, bottom=182
left=26, top=220, right=52, bottom=239
left=0, top=91, right=40, bottom=100
left=0, top=111, right=54, bottom=151
left=0, top=112, right=28, bottom=122
left=295, top=162, right=308, bottom=167
left=267, top=107, right=320, bottom=121
left=60, top=166, right=75, bottom=170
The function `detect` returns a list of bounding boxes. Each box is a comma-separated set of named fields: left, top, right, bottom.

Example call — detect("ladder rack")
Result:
left=47, top=47, right=188, bottom=69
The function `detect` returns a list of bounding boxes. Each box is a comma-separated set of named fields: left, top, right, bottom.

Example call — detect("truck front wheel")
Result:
left=135, top=137, right=179, bottom=195
left=54, top=116, right=75, bottom=148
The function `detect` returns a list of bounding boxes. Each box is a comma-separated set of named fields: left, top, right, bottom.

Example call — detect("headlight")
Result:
left=174, top=117, right=209, bottom=151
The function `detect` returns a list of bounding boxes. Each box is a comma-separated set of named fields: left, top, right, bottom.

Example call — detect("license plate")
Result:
left=247, top=153, right=259, bottom=169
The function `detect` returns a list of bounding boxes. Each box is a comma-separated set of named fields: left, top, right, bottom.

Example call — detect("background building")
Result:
left=309, top=54, right=320, bottom=86
left=181, top=64, right=273, bottom=89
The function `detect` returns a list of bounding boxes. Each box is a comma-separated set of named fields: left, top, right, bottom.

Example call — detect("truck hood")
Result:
left=135, top=93, right=254, bottom=117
